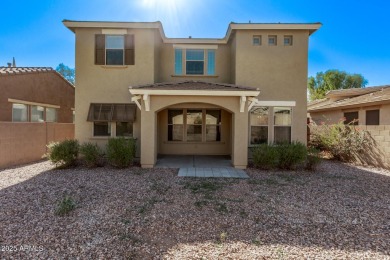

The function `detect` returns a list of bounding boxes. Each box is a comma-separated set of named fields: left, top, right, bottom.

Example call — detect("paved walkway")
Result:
left=156, top=155, right=249, bottom=179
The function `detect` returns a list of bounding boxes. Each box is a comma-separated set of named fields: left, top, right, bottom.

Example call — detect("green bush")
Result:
left=305, top=147, right=321, bottom=171
left=106, top=137, right=136, bottom=168
left=55, top=196, right=76, bottom=216
left=46, top=139, right=79, bottom=168
left=310, top=120, right=367, bottom=162
left=80, top=142, right=103, bottom=167
left=251, top=144, right=279, bottom=169
left=276, top=141, right=307, bottom=170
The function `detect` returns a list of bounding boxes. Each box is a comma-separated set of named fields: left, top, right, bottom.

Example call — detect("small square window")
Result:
left=284, top=35, right=293, bottom=46
left=253, top=36, right=261, bottom=46
left=268, top=35, right=277, bottom=46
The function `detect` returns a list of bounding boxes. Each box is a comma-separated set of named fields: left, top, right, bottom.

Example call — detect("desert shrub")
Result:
left=106, top=137, right=136, bottom=168
left=310, top=119, right=367, bottom=162
left=80, top=142, right=103, bottom=167
left=55, top=196, right=76, bottom=216
left=305, top=147, right=321, bottom=171
left=46, top=139, right=79, bottom=168
left=251, top=144, right=279, bottom=169
left=276, top=141, right=307, bottom=170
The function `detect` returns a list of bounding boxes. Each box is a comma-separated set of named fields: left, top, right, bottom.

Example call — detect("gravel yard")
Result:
left=0, top=160, right=389, bottom=259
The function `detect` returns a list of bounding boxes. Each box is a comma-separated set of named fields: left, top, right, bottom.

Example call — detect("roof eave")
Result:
left=129, top=89, right=260, bottom=97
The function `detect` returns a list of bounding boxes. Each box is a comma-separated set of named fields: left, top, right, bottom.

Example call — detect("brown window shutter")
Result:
left=95, top=34, right=105, bottom=65
left=125, top=35, right=135, bottom=65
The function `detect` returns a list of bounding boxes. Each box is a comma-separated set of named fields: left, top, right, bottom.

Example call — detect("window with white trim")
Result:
left=274, top=107, right=292, bottom=143
left=12, top=103, right=28, bottom=122
left=46, top=107, right=57, bottom=122
left=31, top=105, right=44, bottom=122
left=250, top=107, right=269, bottom=144
left=250, top=106, right=292, bottom=144
left=168, top=109, right=221, bottom=142
left=174, top=49, right=216, bottom=76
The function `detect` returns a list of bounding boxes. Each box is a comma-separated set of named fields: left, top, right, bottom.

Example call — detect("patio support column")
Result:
left=232, top=110, right=248, bottom=169
left=140, top=109, right=157, bottom=168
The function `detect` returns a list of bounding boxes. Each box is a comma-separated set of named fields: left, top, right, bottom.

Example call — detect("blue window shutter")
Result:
left=174, top=49, right=183, bottom=75
left=207, top=50, right=215, bottom=75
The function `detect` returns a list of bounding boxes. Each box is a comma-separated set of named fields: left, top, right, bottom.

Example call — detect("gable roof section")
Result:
left=308, top=86, right=390, bottom=112
left=130, top=81, right=258, bottom=91
left=0, top=67, right=75, bottom=89
left=63, top=20, right=321, bottom=44
left=326, top=85, right=390, bottom=99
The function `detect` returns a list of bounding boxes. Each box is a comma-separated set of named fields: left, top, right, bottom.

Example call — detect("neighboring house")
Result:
left=63, top=20, right=321, bottom=169
left=308, top=85, right=390, bottom=125
left=0, top=67, right=75, bottom=123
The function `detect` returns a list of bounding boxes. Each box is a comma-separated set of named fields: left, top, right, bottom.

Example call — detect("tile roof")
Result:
left=326, top=85, right=390, bottom=98
left=0, top=67, right=54, bottom=76
left=308, top=86, right=390, bottom=112
left=129, top=81, right=259, bottom=91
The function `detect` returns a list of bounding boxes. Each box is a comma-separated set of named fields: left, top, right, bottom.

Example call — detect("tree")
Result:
left=308, top=70, right=367, bottom=101
left=56, top=63, right=75, bottom=85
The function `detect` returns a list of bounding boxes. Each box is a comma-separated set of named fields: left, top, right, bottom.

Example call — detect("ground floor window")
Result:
left=12, top=103, right=58, bottom=122
left=366, top=109, right=379, bottom=125
left=344, top=111, right=358, bottom=125
left=168, top=109, right=221, bottom=142
left=12, top=103, right=28, bottom=122
left=116, top=122, right=133, bottom=137
left=250, top=106, right=292, bottom=145
left=94, top=122, right=111, bottom=136
left=274, top=107, right=292, bottom=143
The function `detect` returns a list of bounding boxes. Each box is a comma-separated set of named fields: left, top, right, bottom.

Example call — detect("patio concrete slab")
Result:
left=157, top=155, right=249, bottom=179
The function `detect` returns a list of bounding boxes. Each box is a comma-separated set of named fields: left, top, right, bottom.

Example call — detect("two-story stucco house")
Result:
left=63, top=20, right=321, bottom=169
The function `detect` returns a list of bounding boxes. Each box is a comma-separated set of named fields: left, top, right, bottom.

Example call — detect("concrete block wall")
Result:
left=309, top=124, right=390, bottom=169
left=357, top=125, right=390, bottom=168
left=0, top=122, right=75, bottom=169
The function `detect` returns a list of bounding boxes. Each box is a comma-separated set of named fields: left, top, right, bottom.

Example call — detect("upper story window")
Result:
left=174, top=49, right=216, bottom=76
left=186, top=50, right=204, bottom=75
left=268, top=35, right=277, bottom=46
left=253, top=35, right=262, bottom=46
left=95, top=34, right=135, bottom=66
left=284, top=35, right=293, bottom=46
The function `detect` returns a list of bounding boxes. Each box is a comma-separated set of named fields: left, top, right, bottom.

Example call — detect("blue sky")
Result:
left=1, top=0, right=389, bottom=86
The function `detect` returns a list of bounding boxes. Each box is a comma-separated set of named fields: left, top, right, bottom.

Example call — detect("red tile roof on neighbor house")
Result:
left=129, top=80, right=259, bottom=91
left=0, top=67, right=75, bottom=88
left=308, top=85, right=390, bottom=112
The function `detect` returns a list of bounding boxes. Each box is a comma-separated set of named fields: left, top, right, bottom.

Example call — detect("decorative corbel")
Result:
left=131, top=96, right=142, bottom=110
left=240, top=96, right=247, bottom=112
left=248, top=97, right=259, bottom=111
left=143, top=94, right=150, bottom=111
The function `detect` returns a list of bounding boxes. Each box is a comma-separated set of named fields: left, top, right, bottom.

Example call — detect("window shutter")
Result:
left=125, top=35, right=135, bottom=65
left=95, top=34, right=105, bottom=65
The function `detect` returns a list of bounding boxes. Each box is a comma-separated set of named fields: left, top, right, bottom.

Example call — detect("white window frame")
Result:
left=249, top=106, right=293, bottom=145
left=173, top=46, right=217, bottom=76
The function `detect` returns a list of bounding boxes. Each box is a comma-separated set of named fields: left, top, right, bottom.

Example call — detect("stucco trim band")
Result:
left=252, top=101, right=296, bottom=107
left=8, top=98, right=61, bottom=109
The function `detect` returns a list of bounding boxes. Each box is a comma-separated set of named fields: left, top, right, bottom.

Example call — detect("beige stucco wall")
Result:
left=309, top=103, right=390, bottom=125
left=233, top=30, right=310, bottom=144
left=157, top=43, right=231, bottom=83
left=139, top=95, right=248, bottom=168
left=74, top=28, right=158, bottom=149
left=157, top=104, right=231, bottom=155
left=72, top=25, right=313, bottom=167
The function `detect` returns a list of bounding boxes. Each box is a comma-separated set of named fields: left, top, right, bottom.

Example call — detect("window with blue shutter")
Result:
left=207, top=50, right=215, bottom=75
left=174, top=49, right=183, bottom=75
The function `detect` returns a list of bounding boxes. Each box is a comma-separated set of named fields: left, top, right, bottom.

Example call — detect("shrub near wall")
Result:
left=106, top=137, right=136, bottom=168
left=251, top=142, right=311, bottom=170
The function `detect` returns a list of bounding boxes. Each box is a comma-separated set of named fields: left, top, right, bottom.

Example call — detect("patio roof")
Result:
left=129, top=81, right=260, bottom=112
